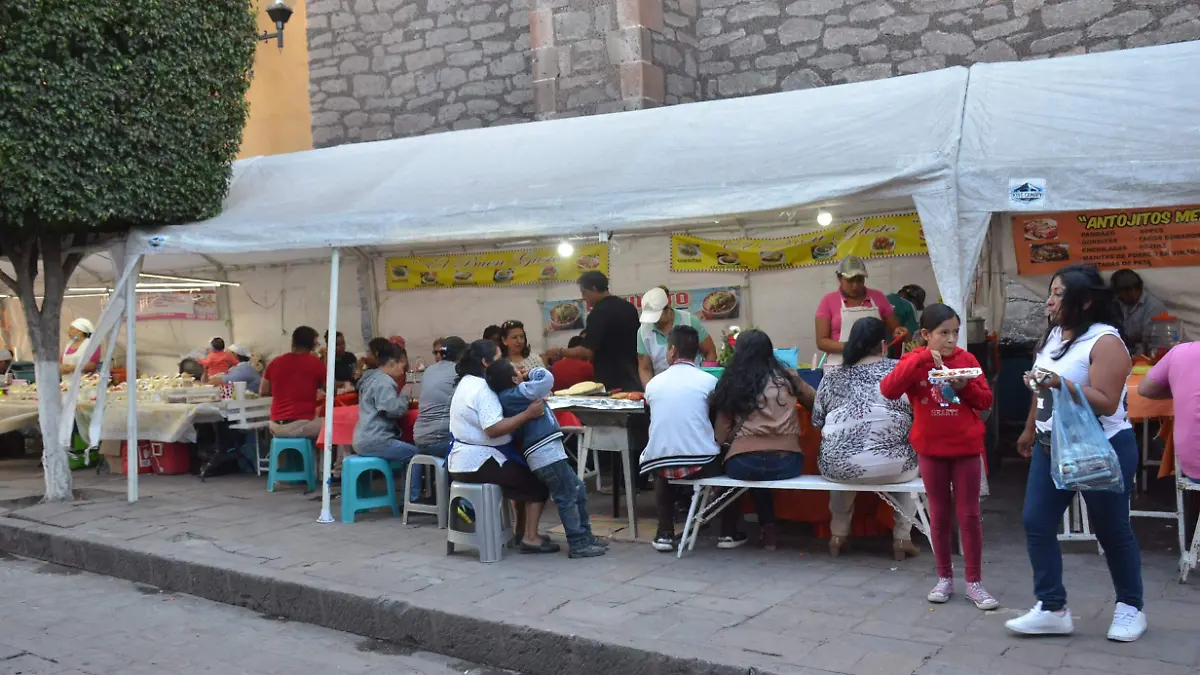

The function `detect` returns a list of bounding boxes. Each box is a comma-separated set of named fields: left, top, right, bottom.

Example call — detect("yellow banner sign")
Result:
left=671, top=212, right=926, bottom=272
left=386, top=244, right=609, bottom=291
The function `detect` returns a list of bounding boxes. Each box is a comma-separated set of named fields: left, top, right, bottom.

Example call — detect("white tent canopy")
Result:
left=127, top=66, right=972, bottom=312
left=959, top=40, right=1200, bottom=331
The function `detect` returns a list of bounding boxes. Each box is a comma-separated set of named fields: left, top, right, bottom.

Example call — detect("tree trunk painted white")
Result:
left=0, top=233, right=88, bottom=503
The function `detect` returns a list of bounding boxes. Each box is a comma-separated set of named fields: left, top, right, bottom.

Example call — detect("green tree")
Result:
left=0, top=0, right=256, bottom=500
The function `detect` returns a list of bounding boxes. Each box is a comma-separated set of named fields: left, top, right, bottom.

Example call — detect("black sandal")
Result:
left=519, top=539, right=561, bottom=554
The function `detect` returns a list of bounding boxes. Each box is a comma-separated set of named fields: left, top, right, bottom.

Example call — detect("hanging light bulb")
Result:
left=817, top=210, right=833, bottom=227
left=557, top=241, right=575, bottom=257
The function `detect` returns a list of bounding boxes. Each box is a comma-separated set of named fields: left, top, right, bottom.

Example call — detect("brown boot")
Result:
left=829, top=535, right=847, bottom=557
left=893, top=538, right=920, bottom=561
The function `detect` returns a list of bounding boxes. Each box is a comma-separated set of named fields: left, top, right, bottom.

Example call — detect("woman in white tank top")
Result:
left=1005, top=265, right=1146, bottom=643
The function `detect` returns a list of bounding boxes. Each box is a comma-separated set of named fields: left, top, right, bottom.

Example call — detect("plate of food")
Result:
left=390, top=265, right=409, bottom=281
left=811, top=243, right=836, bottom=261
left=548, top=302, right=582, bottom=330
left=493, top=268, right=514, bottom=283
left=928, top=367, right=983, bottom=382
left=453, top=270, right=475, bottom=284
left=700, top=289, right=738, bottom=319
left=1023, top=218, right=1059, bottom=241
left=676, top=243, right=701, bottom=259
left=871, top=236, right=896, bottom=254
left=716, top=252, right=740, bottom=267
left=539, top=265, right=558, bottom=280
left=1030, top=242, right=1069, bottom=264
left=576, top=254, right=601, bottom=270
left=420, top=271, right=438, bottom=285
left=759, top=250, right=785, bottom=266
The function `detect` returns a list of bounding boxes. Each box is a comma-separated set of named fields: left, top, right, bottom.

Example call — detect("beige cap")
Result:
left=837, top=256, right=868, bottom=279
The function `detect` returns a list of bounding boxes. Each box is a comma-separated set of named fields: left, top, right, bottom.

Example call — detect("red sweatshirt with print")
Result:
left=879, top=347, right=993, bottom=458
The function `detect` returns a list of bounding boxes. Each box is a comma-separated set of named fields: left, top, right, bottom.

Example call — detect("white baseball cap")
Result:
left=639, top=287, right=670, bottom=324
left=0, top=349, right=11, bottom=361
left=70, top=318, right=95, bottom=335
left=229, top=344, right=250, bottom=358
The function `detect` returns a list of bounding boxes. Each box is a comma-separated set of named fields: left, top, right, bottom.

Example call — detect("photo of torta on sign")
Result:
left=386, top=243, right=609, bottom=290
left=671, top=212, right=926, bottom=272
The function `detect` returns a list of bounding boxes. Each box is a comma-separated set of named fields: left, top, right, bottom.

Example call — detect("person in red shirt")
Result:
left=549, top=335, right=594, bottom=392
left=261, top=326, right=327, bottom=439
left=880, top=304, right=997, bottom=611
left=198, top=337, right=239, bottom=381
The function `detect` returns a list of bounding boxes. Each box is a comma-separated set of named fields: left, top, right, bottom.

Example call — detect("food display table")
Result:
left=0, top=401, right=41, bottom=435
left=75, top=400, right=226, bottom=445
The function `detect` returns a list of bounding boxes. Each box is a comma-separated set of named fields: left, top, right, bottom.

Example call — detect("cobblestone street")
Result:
left=2, top=462, right=1199, bottom=675
left=0, top=554, right=514, bottom=675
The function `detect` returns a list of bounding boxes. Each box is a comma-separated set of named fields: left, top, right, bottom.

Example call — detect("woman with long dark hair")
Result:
left=499, top=320, right=544, bottom=373
left=710, top=330, right=816, bottom=550
left=1006, top=264, right=1144, bottom=641
left=812, top=317, right=919, bottom=561
left=447, top=339, right=556, bottom=553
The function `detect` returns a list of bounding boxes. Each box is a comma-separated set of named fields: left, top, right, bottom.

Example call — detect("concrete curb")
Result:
left=0, top=517, right=756, bottom=675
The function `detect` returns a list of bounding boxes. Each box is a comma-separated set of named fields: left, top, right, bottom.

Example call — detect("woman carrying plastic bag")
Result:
left=1007, top=264, right=1145, bottom=643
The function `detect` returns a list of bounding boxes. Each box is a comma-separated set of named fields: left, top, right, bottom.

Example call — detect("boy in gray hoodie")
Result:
left=353, top=344, right=420, bottom=500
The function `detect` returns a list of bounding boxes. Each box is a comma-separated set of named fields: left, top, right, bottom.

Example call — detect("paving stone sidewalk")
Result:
left=1, top=461, right=1198, bottom=675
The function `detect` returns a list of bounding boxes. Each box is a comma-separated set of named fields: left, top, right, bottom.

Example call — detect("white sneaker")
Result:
left=926, top=577, right=953, bottom=604
left=1106, top=602, right=1147, bottom=642
left=651, top=534, right=676, bottom=552
left=1004, top=602, right=1074, bottom=636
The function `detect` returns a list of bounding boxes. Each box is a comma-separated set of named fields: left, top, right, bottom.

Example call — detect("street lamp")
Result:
left=258, top=0, right=294, bottom=49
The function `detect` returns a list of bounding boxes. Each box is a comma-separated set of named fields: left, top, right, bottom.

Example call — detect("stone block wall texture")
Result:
left=696, top=0, right=1200, bottom=99
left=309, top=0, right=1200, bottom=145
left=306, top=0, right=534, bottom=147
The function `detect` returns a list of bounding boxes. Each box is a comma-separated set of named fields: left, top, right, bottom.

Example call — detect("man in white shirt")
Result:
left=640, top=325, right=737, bottom=551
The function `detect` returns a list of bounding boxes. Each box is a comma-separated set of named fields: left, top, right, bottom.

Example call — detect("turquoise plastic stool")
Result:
left=341, top=455, right=400, bottom=523
left=266, top=438, right=317, bottom=493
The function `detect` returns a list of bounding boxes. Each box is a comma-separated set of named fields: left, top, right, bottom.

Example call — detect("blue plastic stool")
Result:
left=267, top=438, right=317, bottom=493
left=341, top=455, right=400, bottom=523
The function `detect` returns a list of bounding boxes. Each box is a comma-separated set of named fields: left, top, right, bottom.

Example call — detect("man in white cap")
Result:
left=218, top=344, right=261, bottom=393
left=61, top=318, right=100, bottom=375
left=637, top=286, right=717, bottom=388
left=198, top=337, right=238, bottom=380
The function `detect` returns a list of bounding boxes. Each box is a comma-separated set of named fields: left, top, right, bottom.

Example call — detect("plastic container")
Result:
left=117, top=442, right=154, bottom=475
left=1147, top=312, right=1185, bottom=359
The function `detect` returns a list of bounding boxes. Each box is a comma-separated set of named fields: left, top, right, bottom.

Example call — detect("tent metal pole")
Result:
left=126, top=256, right=142, bottom=504
left=318, top=248, right=341, bottom=523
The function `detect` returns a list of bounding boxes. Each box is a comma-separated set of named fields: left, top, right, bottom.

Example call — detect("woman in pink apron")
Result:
left=814, top=257, right=907, bottom=369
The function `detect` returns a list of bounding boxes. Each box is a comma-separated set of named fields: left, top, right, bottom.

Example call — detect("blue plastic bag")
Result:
left=1050, top=380, right=1123, bottom=493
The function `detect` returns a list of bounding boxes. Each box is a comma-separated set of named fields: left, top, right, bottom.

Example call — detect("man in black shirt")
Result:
left=545, top=271, right=649, bottom=496
left=546, top=271, right=640, bottom=392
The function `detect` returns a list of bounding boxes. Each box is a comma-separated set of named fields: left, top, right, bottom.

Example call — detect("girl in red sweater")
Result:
left=880, top=304, right=997, bottom=610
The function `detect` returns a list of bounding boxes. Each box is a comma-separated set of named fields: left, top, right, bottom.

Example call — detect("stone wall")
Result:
left=306, top=0, right=533, bottom=147
left=695, top=0, right=1200, bottom=99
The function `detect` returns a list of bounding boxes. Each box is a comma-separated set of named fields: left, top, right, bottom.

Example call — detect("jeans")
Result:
left=416, top=438, right=452, bottom=460
left=724, top=452, right=803, bottom=526
left=533, top=459, right=593, bottom=551
left=919, top=455, right=983, bottom=582
left=357, top=438, right=421, bottom=501
left=1024, top=428, right=1142, bottom=611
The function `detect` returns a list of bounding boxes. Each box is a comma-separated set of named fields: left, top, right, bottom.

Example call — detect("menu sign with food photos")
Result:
left=614, top=286, right=743, bottom=321
left=1012, top=205, right=1200, bottom=275
left=542, top=299, right=585, bottom=332
left=670, top=212, right=926, bottom=272
left=385, top=244, right=609, bottom=291
left=105, top=290, right=219, bottom=321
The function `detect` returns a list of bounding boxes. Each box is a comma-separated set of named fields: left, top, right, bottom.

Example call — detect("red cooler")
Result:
left=118, top=441, right=191, bottom=475
left=117, top=442, right=153, bottom=475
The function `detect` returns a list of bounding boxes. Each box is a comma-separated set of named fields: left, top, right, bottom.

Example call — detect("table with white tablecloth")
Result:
left=75, top=401, right=226, bottom=445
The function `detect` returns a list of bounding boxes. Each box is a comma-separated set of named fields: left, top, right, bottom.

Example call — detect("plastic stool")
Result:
left=267, top=438, right=317, bottom=493
left=341, top=455, right=400, bottom=523
left=402, top=455, right=449, bottom=528
left=447, top=482, right=512, bottom=563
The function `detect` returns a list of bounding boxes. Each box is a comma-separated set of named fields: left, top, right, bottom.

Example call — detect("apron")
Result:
left=822, top=298, right=881, bottom=369
left=62, top=341, right=84, bottom=368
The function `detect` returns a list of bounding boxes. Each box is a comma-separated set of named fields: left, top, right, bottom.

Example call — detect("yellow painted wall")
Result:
left=239, top=0, right=313, bottom=159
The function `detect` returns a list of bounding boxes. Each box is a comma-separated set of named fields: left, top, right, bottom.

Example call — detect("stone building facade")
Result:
left=307, top=0, right=1200, bottom=147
